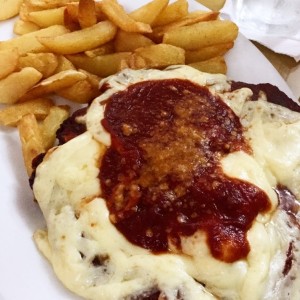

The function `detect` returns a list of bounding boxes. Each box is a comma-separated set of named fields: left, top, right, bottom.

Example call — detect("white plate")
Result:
left=0, top=1, right=295, bottom=300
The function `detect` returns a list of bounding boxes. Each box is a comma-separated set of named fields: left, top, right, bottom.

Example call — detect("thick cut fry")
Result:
left=0, top=25, right=69, bottom=55
left=27, top=7, right=65, bottom=28
left=153, top=11, right=219, bottom=39
left=25, top=0, right=79, bottom=9
left=0, top=98, right=54, bottom=127
left=0, top=48, right=19, bottom=80
left=127, top=44, right=185, bottom=69
left=196, top=0, right=226, bottom=11
left=57, top=78, right=100, bottom=104
left=18, top=113, right=45, bottom=176
left=100, top=0, right=152, bottom=33
left=67, top=52, right=131, bottom=77
left=185, top=42, right=234, bottom=63
left=152, top=0, right=188, bottom=27
left=13, top=20, right=41, bottom=35
left=20, top=70, right=87, bottom=102
left=188, top=56, right=227, bottom=74
left=64, top=4, right=81, bottom=31
left=0, top=0, right=23, bottom=20
left=78, top=0, right=97, bottom=28
left=129, top=0, right=169, bottom=25
left=38, top=21, right=117, bottom=54
left=19, top=1, right=40, bottom=21
left=0, top=68, right=43, bottom=104
left=57, top=68, right=101, bottom=104
left=18, top=53, right=59, bottom=78
left=114, top=31, right=154, bottom=52
left=84, top=42, right=114, bottom=57
left=39, top=105, right=70, bottom=150
left=163, top=20, right=238, bottom=50
left=54, top=55, right=76, bottom=73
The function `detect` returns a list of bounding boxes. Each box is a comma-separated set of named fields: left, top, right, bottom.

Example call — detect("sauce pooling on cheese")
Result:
left=100, top=79, right=271, bottom=262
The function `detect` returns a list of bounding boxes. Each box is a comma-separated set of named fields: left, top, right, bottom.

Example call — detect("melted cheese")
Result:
left=33, top=66, right=300, bottom=300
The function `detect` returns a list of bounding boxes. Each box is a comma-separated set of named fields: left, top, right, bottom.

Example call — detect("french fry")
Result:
left=152, top=11, right=219, bottom=39
left=0, top=25, right=69, bottom=55
left=54, top=55, right=76, bottom=73
left=127, top=44, right=185, bottom=69
left=185, top=42, right=234, bottom=63
left=39, top=105, right=70, bottom=149
left=38, top=20, right=117, bottom=54
left=0, top=48, right=20, bottom=80
left=129, top=0, right=169, bottom=25
left=114, top=31, right=154, bottom=52
left=57, top=77, right=100, bottom=104
left=18, top=113, right=45, bottom=176
left=152, top=0, right=188, bottom=27
left=78, top=0, right=97, bottom=28
left=13, top=20, right=41, bottom=35
left=84, top=42, right=114, bottom=57
left=0, top=0, right=23, bottom=21
left=19, top=70, right=87, bottom=101
left=64, top=3, right=80, bottom=31
left=25, top=0, right=79, bottom=9
left=188, top=56, right=227, bottom=74
left=66, top=52, right=131, bottom=77
left=163, top=20, right=238, bottom=50
left=196, top=0, right=226, bottom=11
left=27, top=7, right=65, bottom=28
left=100, top=0, right=152, bottom=33
left=0, top=98, right=54, bottom=127
left=19, top=2, right=40, bottom=21
left=18, top=53, right=59, bottom=78
left=0, top=67, right=43, bottom=104
left=57, top=68, right=101, bottom=104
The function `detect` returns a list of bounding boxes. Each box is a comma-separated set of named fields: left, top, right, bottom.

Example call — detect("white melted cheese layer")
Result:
left=34, top=66, right=300, bottom=300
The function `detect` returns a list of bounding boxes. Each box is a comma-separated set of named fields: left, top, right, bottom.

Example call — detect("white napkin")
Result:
left=221, top=0, right=300, bottom=62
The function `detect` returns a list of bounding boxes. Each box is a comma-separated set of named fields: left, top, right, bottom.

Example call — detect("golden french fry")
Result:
left=185, top=42, right=234, bottom=63
left=84, top=42, right=114, bottom=57
left=129, top=0, right=169, bottom=25
left=27, top=7, right=65, bottom=28
left=0, top=98, right=54, bottom=127
left=66, top=52, right=131, bottom=77
left=153, top=11, right=219, bottom=39
left=100, top=0, right=152, bottom=33
left=114, top=30, right=154, bottom=52
left=0, top=68, right=43, bottom=104
left=57, top=78, right=100, bottom=104
left=54, top=55, right=76, bottom=73
left=18, top=53, right=59, bottom=78
left=152, top=0, right=188, bottom=27
left=78, top=0, right=97, bottom=28
left=0, top=0, right=23, bottom=21
left=163, top=20, right=238, bottom=50
left=0, top=25, right=69, bottom=55
left=196, top=0, right=226, bottom=11
left=64, top=4, right=81, bottom=31
left=39, top=105, right=70, bottom=149
left=38, top=20, right=117, bottom=54
left=25, top=0, right=79, bottom=9
left=19, top=70, right=87, bottom=101
left=18, top=113, right=45, bottom=176
left=188, top=56, right=227, bottom=74
left=79, top=69, right=101, bottom=89
left=13, top=20, right=41, bottom=35
left=19, top=1, right=39, bottom=21
left=128, top=44, right=185, bottom=69
left=0, top=48, right=19, bottom=80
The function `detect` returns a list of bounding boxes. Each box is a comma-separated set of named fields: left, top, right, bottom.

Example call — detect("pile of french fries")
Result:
left=0, top=0, right=238, bottom=176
